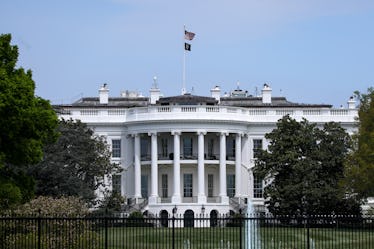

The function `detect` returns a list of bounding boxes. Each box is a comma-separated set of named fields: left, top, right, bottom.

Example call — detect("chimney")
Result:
left=211, top=85, right=221, bottom=103
left=347, top=96, right=356, bottom=109
left=150, top=76, right=161, bottom=104
left=262, top=83, right=272, bottom=104
left=99, top=83, right=109, bottom=104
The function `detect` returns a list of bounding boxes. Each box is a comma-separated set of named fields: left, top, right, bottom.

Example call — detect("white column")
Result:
left=197, top=131, right=207, bottom=203
left=219, top=132, right=229, bottom=204
left=149, top=132, right=158, bottom=204
left=235, top=133, right=242, bottom=197
left=134, top=134, right=142, bottom=200
left=171, top=131, right=181, bottom=203
left=242, top=133, right=250, bottom=198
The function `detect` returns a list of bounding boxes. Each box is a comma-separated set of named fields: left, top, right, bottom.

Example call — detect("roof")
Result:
left=220, top=97, right=332, bottom=108
left=57, top=97, right=149, bottom=108
left=157, top=94, right=218, bottom=105
left=53, top=92, right=332, bottom=109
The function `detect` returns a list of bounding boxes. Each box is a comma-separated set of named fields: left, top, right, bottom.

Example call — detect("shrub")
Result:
left=0, top=182, right=22, bottom=210
left=12, top=196, right=89, bottom=216
left=1, top=196, right=100, bottom=249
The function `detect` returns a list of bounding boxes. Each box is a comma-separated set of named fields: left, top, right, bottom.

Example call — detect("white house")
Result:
left=55, top=83, right=358, bottom=218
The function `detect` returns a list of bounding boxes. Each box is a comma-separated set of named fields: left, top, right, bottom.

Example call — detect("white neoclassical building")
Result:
left=55, top=83, right=358, bottom=217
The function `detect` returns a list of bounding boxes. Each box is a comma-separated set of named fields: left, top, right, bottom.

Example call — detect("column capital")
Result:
left=236, top=132, right=244, bottom=137
left=148, top=131, right=158, bottom=136
left=130, top=133, right=141, bottom=138
left=171, top=130, right=181, bottom=136
left=220, top=131, right=229, bottom=136
left=197, top=130, right=207, bottom=136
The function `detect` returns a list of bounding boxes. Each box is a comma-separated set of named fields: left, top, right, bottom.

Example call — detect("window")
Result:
left=208, top=139, right=215, bottom=159
left=141, top=138, right=149, bottom=159
left=112, top=174, right=121, bottom=193
left=253, top=139, right=263, bottom=158
left=141, top=175, right=148, bottom=197
left=227, top=174, right=235, bottom=197
left=162, top=174, right=168, bottom=198
left=208, top=174, right=214, bottom=197
left=183, top=137, right=193, bottom=158
left=253, top=174, right=263, bottom=198
left=226, top=138, right=235, bottom=159
left=161, top=138, right=168, bottom=158
left=112, top=139, right=121, bottom=158
left=183, top=174, right=193, bottom=197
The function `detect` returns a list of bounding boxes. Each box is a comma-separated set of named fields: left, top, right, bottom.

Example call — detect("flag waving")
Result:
left=184, top=43, right=191, bottom=51
left=182, top=27, right=195, bottom=94
left=184, top=30, right=195, bottom=41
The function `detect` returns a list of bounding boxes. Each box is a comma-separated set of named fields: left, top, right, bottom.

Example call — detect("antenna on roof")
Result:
left=255, top=87, right=258, bottom=97
left=236, top=81, right=240, bottom=90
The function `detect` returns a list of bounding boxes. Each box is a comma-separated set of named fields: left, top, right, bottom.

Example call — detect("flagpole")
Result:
left=182, top=25, right=186, bottom=95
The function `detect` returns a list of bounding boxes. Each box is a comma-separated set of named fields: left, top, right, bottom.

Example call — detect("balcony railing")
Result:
left=140, top=153, right=234, bottom=162
left=59, top=105, right=357, bottom=124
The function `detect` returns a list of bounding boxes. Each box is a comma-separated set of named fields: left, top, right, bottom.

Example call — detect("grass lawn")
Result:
left=98, top=226, right=373, bottom=249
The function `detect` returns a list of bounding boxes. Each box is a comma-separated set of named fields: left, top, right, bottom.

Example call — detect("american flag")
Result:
left=184, top=30, right=195, bottom=41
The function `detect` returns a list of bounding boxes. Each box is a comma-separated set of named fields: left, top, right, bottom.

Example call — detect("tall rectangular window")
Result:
left=161, top=138, right=168, bottom=158
left=183, top=174, right=193, bottom=197
left=253, top=139, right=263, bottom=158
left=141, top=138, right=149, bottom=159
left=226, top=138, right=235, bottom=159
left=183, top=137, right=193, bottom=158
left=253, top=174, right=263, bottom=198
left=227, top=174, right=235, bottom=197
left=112, top=139, right=121, bottom=158
left=141, top=175, right=148, bottom=198
left=208, top=139, right=214, bottom=159
left=208, top=174, right=214, bottom=197
left=162, top=174, right=168, bottom=198
left=112, top=174, right=121, bottom=193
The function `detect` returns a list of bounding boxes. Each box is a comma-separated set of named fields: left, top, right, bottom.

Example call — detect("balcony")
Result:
left=140, top=153, right=235, bottom=164
left=59, top=105, right=358, bottom=124
left=153, top=196, right=222, bottom=204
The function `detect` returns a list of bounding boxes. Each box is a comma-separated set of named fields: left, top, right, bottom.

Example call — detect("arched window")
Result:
left=210, top=210, right=218, bottom=227
left=184, top=210, right=194, bottom=227
left=160, top=210, right=169, bottom=227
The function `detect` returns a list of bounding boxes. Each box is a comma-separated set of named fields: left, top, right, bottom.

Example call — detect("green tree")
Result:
left=95, top=190, right=126, bottom=215
left=344, top=88, right=374, bottom=199
left=0, top=34, right=58, bottom=208
left=254, top=115, right=361, bottom=216
left=0, top=168, right=35, bottom=209
left=0, top=34, right=58, bottom=168
left=29, top=119, right=121, bottom=204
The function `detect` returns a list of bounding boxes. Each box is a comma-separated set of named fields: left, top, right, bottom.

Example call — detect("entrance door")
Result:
left=184, top=210, right=194, bottom=227
left=160, top=210, right=169, bottom=227
left=210, top=210, right=218, bottom=227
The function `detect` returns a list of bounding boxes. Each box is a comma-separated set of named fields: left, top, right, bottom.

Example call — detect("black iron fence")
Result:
left=1, top=214, right=373, bottom=249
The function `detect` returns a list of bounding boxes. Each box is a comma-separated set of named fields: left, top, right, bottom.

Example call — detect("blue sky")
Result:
left=1, top=0, right=373, bottom=107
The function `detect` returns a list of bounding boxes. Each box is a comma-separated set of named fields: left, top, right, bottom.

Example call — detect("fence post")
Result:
left=37, top=209, right=41, bottom=249
left=105, top=209, right=108, bottom=249
left=172, top=214, right=175, bottom=249
left=306, top=216, right=310, bottom=249
left=172, top=206, right=178, bottom=249
left=239, top=215, right=243, bottom=249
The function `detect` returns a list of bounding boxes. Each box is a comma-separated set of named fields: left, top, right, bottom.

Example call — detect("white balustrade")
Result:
left=61, top=105, right=357, bottom=124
